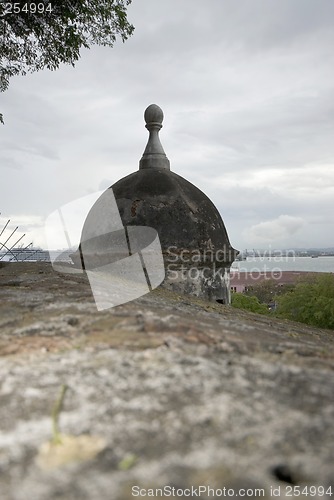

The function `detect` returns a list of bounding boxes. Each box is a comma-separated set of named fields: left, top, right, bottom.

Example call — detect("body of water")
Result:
left=1, top=250, right=334, bottom=274
left=231, top=256, right=334, bottom=273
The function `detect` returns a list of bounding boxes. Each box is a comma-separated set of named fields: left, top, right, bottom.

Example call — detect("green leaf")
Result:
left=0, top=0, right=134, bottom=104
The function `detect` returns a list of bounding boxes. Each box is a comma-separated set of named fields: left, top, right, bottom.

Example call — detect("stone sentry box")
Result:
left=78, top=104, right=238, bottom=304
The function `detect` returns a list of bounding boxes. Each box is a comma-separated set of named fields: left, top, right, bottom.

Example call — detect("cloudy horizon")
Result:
left=1, top=0, right=334, bottom=252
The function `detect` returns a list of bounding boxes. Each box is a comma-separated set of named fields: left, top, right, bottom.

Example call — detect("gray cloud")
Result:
left=245, top=215, right=305, bottom=245
left=1, top=0, right=334, bottom=250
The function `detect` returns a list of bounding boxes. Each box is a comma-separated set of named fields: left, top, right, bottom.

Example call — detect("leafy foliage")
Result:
left=0, top=0, right=134, bottom=123
left=232, top=273, right=334, bottom=330
left=231, top=293, right=269, bottom=315
left=245, top=279, right=294, bottom=304
left=275, top=273, right=334, bottom=329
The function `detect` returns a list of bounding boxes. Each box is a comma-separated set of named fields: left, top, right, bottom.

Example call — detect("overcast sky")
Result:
left=1, top=0, right=334, bottom=252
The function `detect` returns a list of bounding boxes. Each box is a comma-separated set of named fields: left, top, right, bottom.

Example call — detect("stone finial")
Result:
left=139, top=104, right=170, bottom=170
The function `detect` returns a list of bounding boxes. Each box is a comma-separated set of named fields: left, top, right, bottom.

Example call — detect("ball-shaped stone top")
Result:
left=144, top=104, right=164, bottom=125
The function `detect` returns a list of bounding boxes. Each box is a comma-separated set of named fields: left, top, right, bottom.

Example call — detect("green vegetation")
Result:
left=231, top=293, right=269, bottom=315
left=231, top=273, right=334, bottom=330
left=118, top=453, right=138, bottom=471
left=245, top=279, right=294, bottom=304
left=0, top=0, right=134, bottom=123
left=275, top=273, right=334, bottom=329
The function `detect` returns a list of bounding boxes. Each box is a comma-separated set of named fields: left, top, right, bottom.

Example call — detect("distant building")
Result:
left=230, top=270, right=318, bottom=294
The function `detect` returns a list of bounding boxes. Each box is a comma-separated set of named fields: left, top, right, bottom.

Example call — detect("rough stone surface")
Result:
left=0, top=263, right=334, bottom=500
left=112, top=168, right=235, bottom=258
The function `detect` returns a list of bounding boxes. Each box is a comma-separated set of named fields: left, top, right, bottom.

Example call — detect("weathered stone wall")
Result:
left=0, top=263, right=333, bottom=499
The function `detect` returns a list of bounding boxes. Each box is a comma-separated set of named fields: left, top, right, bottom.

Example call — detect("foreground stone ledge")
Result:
left=0, top=263, right=333, bottom=499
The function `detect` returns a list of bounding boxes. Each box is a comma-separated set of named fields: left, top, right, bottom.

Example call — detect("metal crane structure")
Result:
left=0, top=214, right=49, bottom=262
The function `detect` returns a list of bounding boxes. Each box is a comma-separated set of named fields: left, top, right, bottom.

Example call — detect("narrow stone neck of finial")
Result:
left=139, top=122, right=170, bottom=170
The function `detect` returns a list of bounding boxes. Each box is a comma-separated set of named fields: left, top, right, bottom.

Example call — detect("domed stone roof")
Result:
left=78, top=104, right=238, bottom=304
left=104, top=104, right=236, bottom=261
left=112, top=167, right=235, bottom=260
